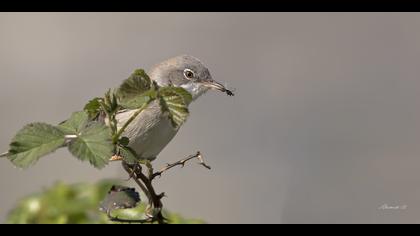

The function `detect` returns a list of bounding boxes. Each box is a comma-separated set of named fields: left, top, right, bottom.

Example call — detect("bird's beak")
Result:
left=202, top=79, right=228, bottom=93
left=200, top=79, right=234, bottom=96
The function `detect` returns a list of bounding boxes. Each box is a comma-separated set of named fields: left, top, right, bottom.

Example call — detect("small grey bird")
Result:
left=116, top=55, right=232, bottom=161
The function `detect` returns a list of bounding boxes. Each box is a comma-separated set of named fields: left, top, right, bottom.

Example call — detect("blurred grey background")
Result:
left=1, top=13, right=420, bottom=224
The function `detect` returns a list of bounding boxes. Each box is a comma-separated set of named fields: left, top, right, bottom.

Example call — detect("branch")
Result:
left=121, top=161, right=166, bottom=224
left=121, top=161, right=151, bottom=200
left=151, top=151, right=211, bottom=180
left=0, top=152, right=8, bottom=158
left=115, top=152, right=211, bottom=224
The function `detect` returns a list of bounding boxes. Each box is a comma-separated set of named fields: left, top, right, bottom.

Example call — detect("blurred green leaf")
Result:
left=8, top=123, right=66, bottom=168
left=58, top=111, right=89, bottom=134
left=68, top=123, right=113, bottom=169
left=7, top=181, right=206, bottom=224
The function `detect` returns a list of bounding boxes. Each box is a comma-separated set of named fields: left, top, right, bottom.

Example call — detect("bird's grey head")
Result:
left=148, top=55, right=229, bottom=101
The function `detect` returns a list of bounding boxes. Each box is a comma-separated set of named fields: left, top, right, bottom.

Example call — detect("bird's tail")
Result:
left=0, top=152, right=8, bottom=158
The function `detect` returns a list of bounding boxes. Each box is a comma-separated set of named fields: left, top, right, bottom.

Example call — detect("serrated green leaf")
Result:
left=117, top=69, right=151, bottom=101
left=167, top=87, right=193, bottom=105
left=84, top=97, right=102, bottom=119
left=58, top=111, right=89, bottom=134
left=119, top=90, right=156, bottom=109
left=158, top=87, right=191, bottom=128
left=8, top=123, right=66, bottom=168
left=68, top=123, right=113, bottom=169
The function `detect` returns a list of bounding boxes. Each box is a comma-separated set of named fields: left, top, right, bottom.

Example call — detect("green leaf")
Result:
left=158, top=87, right=192, bottom=128
left=8, top=123, right=66, bottom=168
left=68, top=123, right=113, bottom=169
left=117, top=69, right=152, bottom=101
left=6, top=181, right=205, bottom=224
left=58, top=111, right=89, bottom=134
left=84, top=97, right=102, bottom=119
left=118, top=90, right=156, bottom=109
left=167, top=87, right=193, bottom=105
left=119, top=137, right=130, bottom=147
left=102, top=90, right=119, bottom=114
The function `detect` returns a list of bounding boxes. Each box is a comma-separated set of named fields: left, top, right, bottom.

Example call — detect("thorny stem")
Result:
left=122, top=161, right=166, bottom=224
left=113, top=152, right=211, bottom=224
left=121, top=162, right=151, bottom=201
left=151, top=152, right=211, bottom=180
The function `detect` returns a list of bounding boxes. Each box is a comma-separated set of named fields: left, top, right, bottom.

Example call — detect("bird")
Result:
left=114, top=55, right=233, bottom=161
left=0, top=55, right=233, bottom=162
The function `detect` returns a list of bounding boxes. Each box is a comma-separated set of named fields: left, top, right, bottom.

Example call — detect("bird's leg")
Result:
left=151, top=151, right=211, bottom=180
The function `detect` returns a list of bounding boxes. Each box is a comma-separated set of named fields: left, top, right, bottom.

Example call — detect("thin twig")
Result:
left=0, top=152, right=8, bottom=158
left=151, top=151, right=211, bottom=180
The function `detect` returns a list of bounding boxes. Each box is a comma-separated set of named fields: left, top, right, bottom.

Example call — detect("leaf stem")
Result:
left=64, top=135, right=78, bottom=140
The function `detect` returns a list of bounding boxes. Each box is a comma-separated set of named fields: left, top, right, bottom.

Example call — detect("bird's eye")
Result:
left=184, top=69, right=195, bottom=79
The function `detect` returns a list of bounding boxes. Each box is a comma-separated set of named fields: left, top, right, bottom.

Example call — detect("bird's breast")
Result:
left=116, top=100, right=179, bottom=160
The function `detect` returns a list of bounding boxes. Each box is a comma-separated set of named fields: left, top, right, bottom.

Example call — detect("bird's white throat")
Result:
left=180, top=82, right=209, bottom=101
